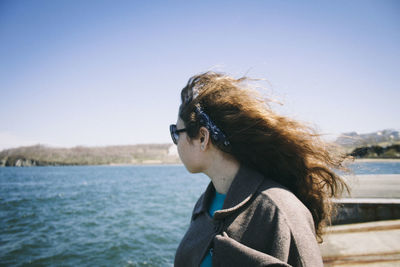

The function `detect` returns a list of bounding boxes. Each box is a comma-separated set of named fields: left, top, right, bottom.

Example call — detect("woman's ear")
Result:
left=199, top=126, right=210, bottom=150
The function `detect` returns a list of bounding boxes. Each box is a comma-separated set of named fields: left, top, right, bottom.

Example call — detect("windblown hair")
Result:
left=179, top=71, right=350, bottom=242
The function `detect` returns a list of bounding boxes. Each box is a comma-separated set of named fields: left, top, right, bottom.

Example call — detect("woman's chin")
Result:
left=184, top=165, right=202, bottom=174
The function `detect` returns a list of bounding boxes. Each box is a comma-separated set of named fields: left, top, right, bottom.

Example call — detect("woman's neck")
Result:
left=203, top=152, right=240, bottom=194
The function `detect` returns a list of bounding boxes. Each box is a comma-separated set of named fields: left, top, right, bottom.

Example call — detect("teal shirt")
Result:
left=200, top=190, right=226, bottom=267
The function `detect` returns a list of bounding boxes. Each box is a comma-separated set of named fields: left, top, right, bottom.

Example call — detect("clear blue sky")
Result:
left=1, top=0, right=399, bottom=150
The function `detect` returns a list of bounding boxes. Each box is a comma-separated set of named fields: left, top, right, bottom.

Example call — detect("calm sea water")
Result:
left=1, top=162, right=399, bottom=266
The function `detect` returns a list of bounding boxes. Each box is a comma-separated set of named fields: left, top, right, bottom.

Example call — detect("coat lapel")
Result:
left=192, top=182, right=215, bottom=219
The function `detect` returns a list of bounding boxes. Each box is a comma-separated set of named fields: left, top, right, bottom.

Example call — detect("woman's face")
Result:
left=176, top=117, right=204, bottom=173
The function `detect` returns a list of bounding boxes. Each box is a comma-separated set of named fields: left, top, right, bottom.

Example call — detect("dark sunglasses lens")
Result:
left=170, top=125, right=178, bottom=144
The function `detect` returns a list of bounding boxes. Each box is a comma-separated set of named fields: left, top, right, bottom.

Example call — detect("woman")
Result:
left=171, top=72, right=349, bottom=267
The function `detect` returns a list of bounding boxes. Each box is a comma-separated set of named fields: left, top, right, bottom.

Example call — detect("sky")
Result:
left=0, top=0, right=399, bottom=150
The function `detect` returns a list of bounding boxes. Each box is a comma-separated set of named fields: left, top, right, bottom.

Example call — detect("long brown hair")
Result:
left=179, top=71, right=350, bottom=242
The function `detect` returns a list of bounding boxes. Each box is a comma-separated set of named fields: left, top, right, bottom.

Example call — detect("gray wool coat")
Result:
left=174, top=165, right=324, bottom=267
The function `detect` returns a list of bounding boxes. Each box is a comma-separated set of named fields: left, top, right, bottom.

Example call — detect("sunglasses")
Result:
left=170, top=124, right=187, bottom=145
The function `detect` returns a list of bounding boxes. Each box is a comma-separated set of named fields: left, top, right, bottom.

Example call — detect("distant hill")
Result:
left=335, top=129, right=400, bottom=148
left=0, top=144, right=181, bottom=167
left=335, top=129, right=400, bottom=159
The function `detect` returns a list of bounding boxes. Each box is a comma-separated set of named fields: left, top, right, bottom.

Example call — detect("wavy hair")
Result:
left=178, top=71, right=350, bottom=242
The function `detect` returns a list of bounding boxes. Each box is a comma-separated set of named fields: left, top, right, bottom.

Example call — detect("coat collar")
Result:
left=193, top=164, right=265, bottom=220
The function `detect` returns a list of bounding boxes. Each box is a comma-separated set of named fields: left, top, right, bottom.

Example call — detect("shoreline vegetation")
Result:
left=0, top=142, right=399, bottom=167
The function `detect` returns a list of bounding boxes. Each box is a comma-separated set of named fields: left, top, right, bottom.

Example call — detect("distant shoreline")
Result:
left=1, top=158, right=399, bottom=168
left=354, top=158, right=400, bottom=163
left=1, top=142, right=399, bottom=167
left=107, top=162, right=183, bottom=167
left=109, top=159, right=400, bottom=166
left=0, top=162, right=184, bottom=168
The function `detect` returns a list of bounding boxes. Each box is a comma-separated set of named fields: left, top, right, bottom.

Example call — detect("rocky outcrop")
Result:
left=350, top=144, right=400, bottom=158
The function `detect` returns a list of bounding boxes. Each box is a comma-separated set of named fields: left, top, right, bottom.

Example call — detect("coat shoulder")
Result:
left=255, top=178, right=316, bottom=236
left=253, top=179, right=322, bottom=266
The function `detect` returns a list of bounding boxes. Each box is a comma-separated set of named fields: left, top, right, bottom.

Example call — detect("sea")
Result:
left=1, top=161, right=400, bottom=266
